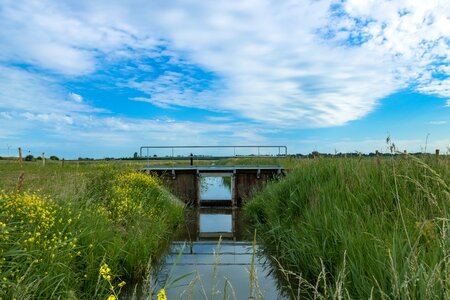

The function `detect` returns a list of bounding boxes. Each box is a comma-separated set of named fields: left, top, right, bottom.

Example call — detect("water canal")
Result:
left=150, top=176, right=286, bottom=299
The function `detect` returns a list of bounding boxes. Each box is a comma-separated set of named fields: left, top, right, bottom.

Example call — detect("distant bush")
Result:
left=49, top=155, right=59, bottom=160
left=24, top=154, right=34, bottom=161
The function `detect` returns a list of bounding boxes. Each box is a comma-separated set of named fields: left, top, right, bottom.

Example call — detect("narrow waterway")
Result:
left=150, top=176, right=286, bottom=299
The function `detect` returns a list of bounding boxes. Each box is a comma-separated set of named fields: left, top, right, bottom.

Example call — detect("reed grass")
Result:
left=245, top=155, right=449, bottom=299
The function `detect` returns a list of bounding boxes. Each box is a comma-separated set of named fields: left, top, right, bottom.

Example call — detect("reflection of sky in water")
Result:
left=200, top=214, right=232, bottom=232
left=156, top=242, right=287, bottom=299
left=200, top=176, right=232, bottom=200
left=149, top=208, right=287, bottom=299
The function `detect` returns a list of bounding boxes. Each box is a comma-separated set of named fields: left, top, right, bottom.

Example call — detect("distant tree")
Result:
left=24, top=154, right=34, bottom=161
left=49, top=155, right=59, bottom=160
left=310, top=151, right=320, bottom=158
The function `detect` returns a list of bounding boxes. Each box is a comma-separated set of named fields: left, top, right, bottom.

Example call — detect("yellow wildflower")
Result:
left=100, top=263, right=112, bottom=280
left=157, top=289, right=167, bottom=300
left=118, top=281, right=126, bottom=288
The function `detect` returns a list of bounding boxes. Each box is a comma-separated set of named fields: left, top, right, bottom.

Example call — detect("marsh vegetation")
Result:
left=246, top=154, right=449, bottom=299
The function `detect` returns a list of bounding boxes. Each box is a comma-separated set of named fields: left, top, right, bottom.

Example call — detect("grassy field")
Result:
left=0, top=160, right=184, bottom=299
left=245, top=154, right=450, bottom=299
left=2, top=155, right=449, bottom=299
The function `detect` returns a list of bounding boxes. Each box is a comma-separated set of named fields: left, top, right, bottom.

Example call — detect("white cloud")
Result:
left=0, top=0, right=157, bottom=75
left=330, top=0, right=450, bottom=100
left=68, top=93, right=83, bottom=103
left=0, top=0, right=449, bottom=131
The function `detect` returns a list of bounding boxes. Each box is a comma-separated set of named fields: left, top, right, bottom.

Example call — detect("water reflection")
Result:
left=199, top=214, right=232, bottom=233
left=199, top=176, right=232, bottom=200
left=181, top=208, right=246, bottom=241
left=152, top=208, right=287, bottom=299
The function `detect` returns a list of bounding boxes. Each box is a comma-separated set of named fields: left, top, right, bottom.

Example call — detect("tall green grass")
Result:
left=0, top=160, right=184, bottom=299
left=245, top=155, right=449, bottom=299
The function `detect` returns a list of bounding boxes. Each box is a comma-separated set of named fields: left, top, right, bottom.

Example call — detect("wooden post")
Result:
left=61, top=158, right=65, bottom=167
left=375, top=150, right=380, bottom=164
left=42, top=152, right=45, bottom=166
left=16, top=172, right=25, bottom=191
left=18, top=147, right=23, bottom=164
left=435, top=149, right=440, bottom=156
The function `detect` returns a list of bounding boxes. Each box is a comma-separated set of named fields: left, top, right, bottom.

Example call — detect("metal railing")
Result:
left=139, top=145, right=288, bottom=159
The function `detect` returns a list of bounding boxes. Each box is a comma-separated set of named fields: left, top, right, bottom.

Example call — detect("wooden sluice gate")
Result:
left=142, top=165, right=285, bottom=206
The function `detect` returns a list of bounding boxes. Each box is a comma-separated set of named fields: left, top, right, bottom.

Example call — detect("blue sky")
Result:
left=0, top=0, right=449, bottom=159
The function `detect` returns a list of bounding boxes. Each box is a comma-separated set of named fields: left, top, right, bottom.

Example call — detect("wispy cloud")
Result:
left=68, top=93, right=83, bottom=103
left=428, top=120, right=447, bottom=125
left=0, top=66, right=105, bottom=119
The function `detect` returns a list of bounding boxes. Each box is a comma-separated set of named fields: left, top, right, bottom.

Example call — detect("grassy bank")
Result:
left=0, top=160, right=184, bottom=299
left=245, top=155, right=449, bottom=299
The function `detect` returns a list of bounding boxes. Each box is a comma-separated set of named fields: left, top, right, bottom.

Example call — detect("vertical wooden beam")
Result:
left=435, top=149, right=440, bottom=156
left=232, top=208, right=236, bottom=242
left=195, top=173, right=200, bottom=206
left=233, top=170, right=239, bottom=206
left=231, top=172, right=236, bottom=207
left=41, top=152, right=45, bottom=166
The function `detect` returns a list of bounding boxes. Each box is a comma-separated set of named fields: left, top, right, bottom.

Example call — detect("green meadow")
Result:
left=1, top=154, right=449, bottom=299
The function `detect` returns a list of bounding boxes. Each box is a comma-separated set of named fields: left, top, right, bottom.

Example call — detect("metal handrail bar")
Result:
left=139, top=145, right=288, bottom=158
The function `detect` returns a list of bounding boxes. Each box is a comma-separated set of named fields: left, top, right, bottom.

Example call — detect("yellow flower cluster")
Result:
left=0, top=190, right=80, bottom=288
left=0, top=191, right=78, bottom=251
left=106, top=173, right=161, bottom=222
left=1, top=190, right=56, bottom=232
left=100, top=263, right=112, bottom=281
left=99, top=263, right=126, bottom=300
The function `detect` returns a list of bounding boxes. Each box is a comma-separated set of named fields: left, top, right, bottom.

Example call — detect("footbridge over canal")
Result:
left=140, top=146, right=287, bottom=206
